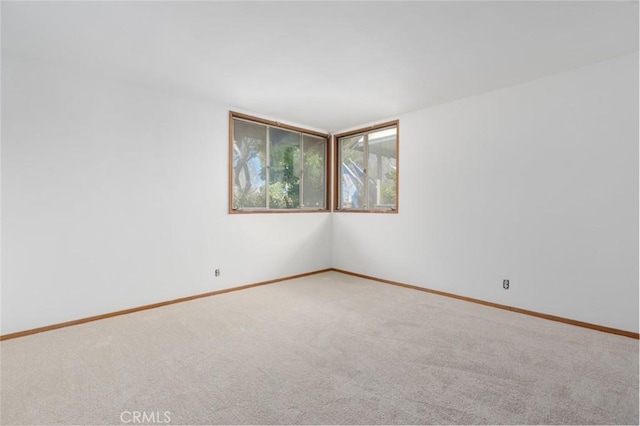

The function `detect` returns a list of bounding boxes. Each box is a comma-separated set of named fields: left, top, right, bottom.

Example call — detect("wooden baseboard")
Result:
left=0, top=269, right=332, bottom=341
left=331, top=268, right=639, bottom=340
left=3, top=267, right=636, bottom=341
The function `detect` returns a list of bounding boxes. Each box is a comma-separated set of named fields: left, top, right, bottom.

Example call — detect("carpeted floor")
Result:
left=1, top=271, right=638, bottom=425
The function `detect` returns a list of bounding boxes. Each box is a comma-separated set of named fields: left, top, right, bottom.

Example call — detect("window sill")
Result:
left=334, top=208, right=397, bottom=214
left=230, top=208, right=330, bottom=214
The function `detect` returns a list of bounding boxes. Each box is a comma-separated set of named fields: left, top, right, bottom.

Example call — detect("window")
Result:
left=335, top=121, right=398, bottom=212
left=229, top=112, right=329, bottom=212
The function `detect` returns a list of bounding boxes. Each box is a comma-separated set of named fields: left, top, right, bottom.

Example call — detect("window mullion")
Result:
left=363, top=133, right=369, bottom=209
left=338, top=139, right=343, bottom=209
left=376, top=152, right=383, bottom=207
left=265, top=127, right=270, bottom=209
left=299, top=136, right=304, bottom=209
left=323, top=137, right=327, bottom=209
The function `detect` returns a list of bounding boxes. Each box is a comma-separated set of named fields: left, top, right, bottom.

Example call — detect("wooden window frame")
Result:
left=229, top=111, right=331, bottom=214
left=334, top=120, right=399, bottom=214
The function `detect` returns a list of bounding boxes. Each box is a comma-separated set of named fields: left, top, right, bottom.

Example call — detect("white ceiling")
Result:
left=2, top=1, right=638, bottom=132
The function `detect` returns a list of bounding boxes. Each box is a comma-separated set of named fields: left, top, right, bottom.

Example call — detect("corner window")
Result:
left=335, top=121, right=398, bottom=212
left=230, top=112, right=329, bottom=213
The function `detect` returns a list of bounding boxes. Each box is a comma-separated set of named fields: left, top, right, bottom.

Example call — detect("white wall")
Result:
left=2, top=51, right=637, bottom=336
left=333, top=52, right=639, bottom=333
left=1, top=54, right=332, bottom=335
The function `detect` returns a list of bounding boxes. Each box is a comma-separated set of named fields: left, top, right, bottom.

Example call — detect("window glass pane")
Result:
left=337, top=124, right=397, bottom=212
left=230, top=112, right=329, bottom=213
left=368, top=127, right=397, bottom=207
left=232, top=119, right=267, bottom=208
left=269, top=127, right=301, bottom=209
left=340, top=135, right=366, bottom=209
left=302, top=135, right=326, bottom=208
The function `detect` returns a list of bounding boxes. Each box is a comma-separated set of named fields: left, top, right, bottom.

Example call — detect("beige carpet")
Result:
left=1, top=271, right=638, bottom=425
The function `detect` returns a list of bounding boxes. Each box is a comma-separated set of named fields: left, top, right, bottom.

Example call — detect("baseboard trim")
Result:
left=0, top=268, right=332, bottom=341
left=331, top=268, right=639, bottom=340
left=3, top=267, right=637, bottom=341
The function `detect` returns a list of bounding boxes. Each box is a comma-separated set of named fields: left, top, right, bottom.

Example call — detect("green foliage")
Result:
left=381, top=168, right=396, bottom=205
left=385, top=169, right=396, bottom=180
left=233, top=187, right=266, bottom=209
left=302, top=145, right=324, bottom=206
left=381, top=184, right=396, bottom=205
left=269, top=145, right=300, bottom=209
left=233, top=127, right=327, bottom=209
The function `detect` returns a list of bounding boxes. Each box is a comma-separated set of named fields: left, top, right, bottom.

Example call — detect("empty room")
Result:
left=1, top=1, right=638, bottom=425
